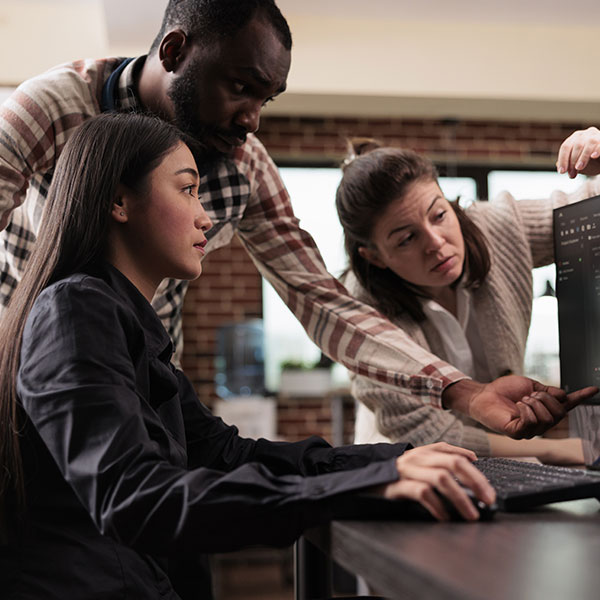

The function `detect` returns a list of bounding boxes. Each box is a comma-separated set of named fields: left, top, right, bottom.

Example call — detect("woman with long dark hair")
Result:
left=336, top=139, right=598, bottom=463
left=0, top=113, right=496, bottom=599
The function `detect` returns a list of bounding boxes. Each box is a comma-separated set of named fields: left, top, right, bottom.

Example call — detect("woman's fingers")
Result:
left=418, top=441, right=477, bottom=461
left=389, top=445, right=496, bottom=521
left=398, top=446, right=493, bottom=500
left=422, top=467, right=481, bottom=520
left=385, top=467, right=482, bottom=521
left=384, top=479, right=451, bottom=521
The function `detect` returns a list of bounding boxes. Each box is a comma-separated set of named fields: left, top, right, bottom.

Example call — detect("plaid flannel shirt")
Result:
left=0, top=56, right=465, bottom=407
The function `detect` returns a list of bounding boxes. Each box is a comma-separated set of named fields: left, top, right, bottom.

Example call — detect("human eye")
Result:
left=183, top=184, right=197, bottom=197
left=434, top=209, right=447, bottom=221
left=262, top=96, right=275, bottom=107
left=232, top=80, right=249, bottom=95
left=398, top=232, right=414, bottom=247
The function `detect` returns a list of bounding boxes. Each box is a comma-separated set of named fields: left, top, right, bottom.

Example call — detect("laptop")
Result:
left=554, top=194, right=600, bottom=468
left=466, top=195, right=600, bottom=512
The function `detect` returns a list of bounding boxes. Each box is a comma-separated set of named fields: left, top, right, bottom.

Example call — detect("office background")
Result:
left=2, top=0, right=599, bottom=441
left=4, top=2, right=600, bottom=598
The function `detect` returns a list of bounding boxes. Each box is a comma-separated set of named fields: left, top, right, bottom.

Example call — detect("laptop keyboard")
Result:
left=473, top=457, right=600, bottom=511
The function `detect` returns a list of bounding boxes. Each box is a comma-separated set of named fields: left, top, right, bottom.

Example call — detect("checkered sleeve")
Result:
left=0, top=59, right=110, bottom=310
left=234, top=137, right=467, bottom=407
left=0, top=84, right=47, bottom=232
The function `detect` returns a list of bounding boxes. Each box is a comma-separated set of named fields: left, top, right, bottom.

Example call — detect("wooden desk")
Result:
left=300, top=498, right=600, bottom=600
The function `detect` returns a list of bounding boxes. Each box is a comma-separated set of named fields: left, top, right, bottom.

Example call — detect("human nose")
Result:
left=235, top=100, right=261, bottom=134
left=195, top=204, right=213, bottom=232
left=424, top=226, right=444, bottom=252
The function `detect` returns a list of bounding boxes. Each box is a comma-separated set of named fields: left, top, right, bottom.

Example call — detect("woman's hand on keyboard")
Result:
left=379, top=442, right=496, bottom=521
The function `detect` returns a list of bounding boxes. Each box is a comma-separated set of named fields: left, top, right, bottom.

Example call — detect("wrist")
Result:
left=441, top=378, right=481, bottom=414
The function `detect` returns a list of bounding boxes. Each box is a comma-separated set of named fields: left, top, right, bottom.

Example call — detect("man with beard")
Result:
left=0, top=0, right=583, bottom=443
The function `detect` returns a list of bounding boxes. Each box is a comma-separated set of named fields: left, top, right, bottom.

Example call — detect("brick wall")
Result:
left=181, top=114, right=582, bottom=442
left=256, top=115, right=585, bottom=166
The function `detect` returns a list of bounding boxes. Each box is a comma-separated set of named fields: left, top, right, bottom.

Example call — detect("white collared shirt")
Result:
left=354, top=286, right=492, bottom=445
left=422, top=286, right=491, bottom=382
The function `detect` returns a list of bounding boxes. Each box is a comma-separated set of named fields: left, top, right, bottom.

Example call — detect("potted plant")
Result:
left=279, top=354, right=333, bottom=397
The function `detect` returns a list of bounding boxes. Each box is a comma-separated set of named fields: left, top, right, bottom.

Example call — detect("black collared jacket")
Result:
left=2, top=264, right=408, bottom=599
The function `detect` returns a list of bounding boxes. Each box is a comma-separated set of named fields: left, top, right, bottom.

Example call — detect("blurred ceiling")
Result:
left=5, top=1, right=600, bottom=122
left=276, top=0, right=600, bottom=24
left=24, top=0, right=600, bottom=50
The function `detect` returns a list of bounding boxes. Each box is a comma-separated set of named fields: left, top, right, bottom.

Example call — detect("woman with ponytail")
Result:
left=336, top=139, right=598, bottom=464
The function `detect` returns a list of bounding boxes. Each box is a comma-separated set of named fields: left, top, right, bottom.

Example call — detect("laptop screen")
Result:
left=554, top=194, right=600, bottom=404
left=554, top=194, right=600, bottom=467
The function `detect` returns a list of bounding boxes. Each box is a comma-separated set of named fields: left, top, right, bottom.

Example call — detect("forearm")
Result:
left=180, top=370, right=409, bottom=476
left=252, top=437, right=410, bottom=475
left=487, top=433, right=584, bottom=465
left=102, top=458, right=401, bottom=554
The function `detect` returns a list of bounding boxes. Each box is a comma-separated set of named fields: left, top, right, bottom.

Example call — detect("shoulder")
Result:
left=26, top=273, right=134, bottom=343
left=464, top=193, right=531, bottom=243
left=20, top=272, right=153, bottom=384
left=465, top=193, right=519, bottom=227
left=0, top=58, right=122, bottom=177
left=39, top=272, right=119, bottom=301
left=22, top=57, right=120, bottom=92
left=9, top=58, right=121, bottom=118
left=19, top=273, right=148, bottom=394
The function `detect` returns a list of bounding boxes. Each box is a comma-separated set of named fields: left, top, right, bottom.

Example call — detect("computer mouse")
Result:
left=346, top=490, right=497, bottom=522
left=435, top=487, right=498, bottom=521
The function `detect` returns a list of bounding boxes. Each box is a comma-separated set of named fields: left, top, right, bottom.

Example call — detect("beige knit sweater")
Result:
left=348, top=180, right=600, bottom=455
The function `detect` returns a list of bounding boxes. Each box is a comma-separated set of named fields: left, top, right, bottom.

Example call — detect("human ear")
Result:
left=110, top=185, right=131, bottom=223
left=358, top=245, right=387, bottom=269
left=159, top=30, right=188, bottom=73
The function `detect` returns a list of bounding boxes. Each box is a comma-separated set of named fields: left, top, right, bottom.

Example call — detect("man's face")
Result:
left=167, top=16, right=291, bottom=156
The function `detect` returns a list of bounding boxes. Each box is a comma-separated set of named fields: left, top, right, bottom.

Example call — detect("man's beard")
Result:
left=167, top=71, right=245, bottom=162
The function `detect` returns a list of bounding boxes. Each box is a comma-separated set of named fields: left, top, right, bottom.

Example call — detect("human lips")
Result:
left=215, top=133, right=246, bottom=151
left=194, top=239, right=207, bottom=255
left=431, top=255, right=456, bottom=273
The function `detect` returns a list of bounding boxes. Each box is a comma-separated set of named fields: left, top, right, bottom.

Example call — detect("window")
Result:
left=263, top=167, right=344, bottom=392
